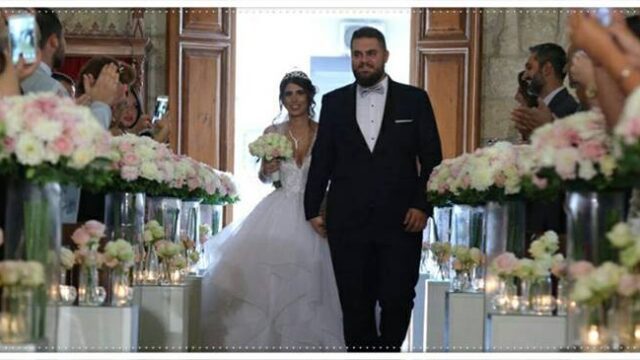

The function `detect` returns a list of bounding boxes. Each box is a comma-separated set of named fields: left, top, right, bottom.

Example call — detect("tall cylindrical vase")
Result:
left=565, top=190, right=627, bottom=351
left=483, top=200, right=526, bottom=312
left=104, top=192, right=145, bottom=283
left=3, top=179, right=61, bottom=344
left=180, top=199, right=201, bottom=274
left=565, top=190, right=627, bottom=265
left=145, top=197, right=182, bottom=243
left=451, top=204, right=485, bottom=290
left=433, top=206, right=452, bottom=243
left=199, top=203, right=224, bottom=274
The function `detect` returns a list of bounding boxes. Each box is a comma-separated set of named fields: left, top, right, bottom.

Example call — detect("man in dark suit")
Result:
left=511, top=43, right=580, bottom=248
left=304, top=27, right=442, bottom=352
left=511, top=42, right=579, bottom=139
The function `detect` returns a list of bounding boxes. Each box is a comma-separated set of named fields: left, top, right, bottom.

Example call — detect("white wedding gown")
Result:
left=201, top=125, right=345, bottom=351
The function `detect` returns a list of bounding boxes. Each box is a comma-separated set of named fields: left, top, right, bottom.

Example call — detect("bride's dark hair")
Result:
left=277, top=71, right=317, bottom=120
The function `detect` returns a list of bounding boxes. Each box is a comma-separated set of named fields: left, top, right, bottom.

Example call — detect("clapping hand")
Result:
left=511, top=99, right=553, bottom=139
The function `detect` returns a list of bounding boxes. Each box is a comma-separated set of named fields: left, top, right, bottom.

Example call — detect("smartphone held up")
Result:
left=8, top=13, right=38, bottom=64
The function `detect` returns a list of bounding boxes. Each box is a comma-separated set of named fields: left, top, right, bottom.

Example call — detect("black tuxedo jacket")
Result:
left=304, top=79, right=442, bottom=234
left=548, top=88, right=579, bottom=119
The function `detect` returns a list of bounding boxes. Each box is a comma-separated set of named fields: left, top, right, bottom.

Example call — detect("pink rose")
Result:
left=71, top=227, right=90, bottom=247
left=119, top=141, right=134, bottom=153
left=84, top=220, right=106, bottom=238
left=494, top=252, right=518, bottom=273
left=453, top=259, right=463, bottom=271
left=568, top=261, right=595, bottom=279
left=617, top=274, right=639, bottom=297
left=122, top=152, right=140, bottom=167
left=121, top=166, right=139, bottom=181
left=3, top=137, right=15, bottom=152
left=579, top=140, right=606, bottom=160
left=51, top=136, right=74, bottom=156
left=187, top=178, right=200, bottom=191
left=551, top=261, right=567, bottom=278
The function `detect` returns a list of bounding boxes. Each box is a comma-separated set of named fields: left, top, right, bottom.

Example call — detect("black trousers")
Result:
left=328, top=227, right=421, bottom=352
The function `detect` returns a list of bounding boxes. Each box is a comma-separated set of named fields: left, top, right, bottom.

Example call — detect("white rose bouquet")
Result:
left=249, top=132, right=293, bottom=188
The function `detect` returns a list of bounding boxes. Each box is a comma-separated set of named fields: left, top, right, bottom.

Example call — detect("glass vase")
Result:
left=489, top=277, right=517, bottom=314
left=565, top=190, right=626, bottom=265
left=146, top=197, right=182, bottom=243
left=518, top=279, right=532, bottom=314
left=110, top=268, right=133, bottom=307
left=531, top=276, right=555, bottom=315
left=451, top=270, right=473, bottom=292
left=3, top=178, right=61, bottom=343
left=433, top=206, right=452, bottom=243
left=58, top=269, right=77, bottom=306
left=0, top=286, right=34, bottom=344
left=78, top=258, right=106, bottom=307
left=556, top=277, right=570, bottom=316
left=142, top=243, right=160, bottom=285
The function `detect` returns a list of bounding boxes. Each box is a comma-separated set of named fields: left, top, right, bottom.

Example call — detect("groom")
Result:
left=304, top=27, right=442, bottom=351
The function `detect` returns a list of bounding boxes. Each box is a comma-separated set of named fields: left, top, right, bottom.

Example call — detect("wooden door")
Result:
left=167, top=8, right=236, bottom=223
left=411, top=8, right=482, bottom=158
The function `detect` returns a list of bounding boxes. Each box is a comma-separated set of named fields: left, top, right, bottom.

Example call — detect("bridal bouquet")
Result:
left=249, top=132, right=293, bottom=188
left=530, top=110, right=619, bottom=191
left=0, top=93, right=111, bottom=186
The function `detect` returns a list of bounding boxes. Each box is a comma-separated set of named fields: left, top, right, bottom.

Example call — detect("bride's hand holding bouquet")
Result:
left=249, top=132, right=293, bottom=188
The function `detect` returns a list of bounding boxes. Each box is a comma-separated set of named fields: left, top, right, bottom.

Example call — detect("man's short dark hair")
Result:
left=529, top=43, right=567, bottom=81
left=626, top=15, right=640, bottom=39
left=350, top=26, right=387, bottom=51
left=52, top=72, right=75, bottom=87
left=35, top=8, right=63, bottom=50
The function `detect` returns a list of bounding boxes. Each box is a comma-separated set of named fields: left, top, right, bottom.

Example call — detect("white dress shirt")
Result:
left=356, top=76, right=388, bottom=152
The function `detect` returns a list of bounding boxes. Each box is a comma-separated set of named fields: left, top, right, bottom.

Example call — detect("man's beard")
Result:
left=52, top=47, right=65, bottom=69
left=353, top=66, right=385, bottom=87
left=528, top=72, right=545, bottom=97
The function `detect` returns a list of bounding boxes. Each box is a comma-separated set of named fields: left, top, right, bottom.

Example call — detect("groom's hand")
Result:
left=309, top=216, right=327, bottom=238
left=404, top=208, right=427, bottom=232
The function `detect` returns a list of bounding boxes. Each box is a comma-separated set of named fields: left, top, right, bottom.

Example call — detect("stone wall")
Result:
left=481, top=8, right=569, bottom=145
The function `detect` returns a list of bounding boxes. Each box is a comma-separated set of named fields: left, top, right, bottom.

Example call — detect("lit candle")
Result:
left=145, top=270, right=158, bottom=283
left=485, top=277, right=498, bottom=293
left=113, top=284, right=131, bottom=305
left=634, top=325, right=640, bottom=341
left=509, top=296, right=520, bottom=311
left=170, top=270, right=181, bottom=284
left=587, top=325, right=600, bottom=346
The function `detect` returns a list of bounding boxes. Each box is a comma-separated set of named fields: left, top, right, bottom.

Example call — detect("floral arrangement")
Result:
left=427, top=142, right=549, bottom=205
left=107, top=134, right=177, bottom=194
left=427, top=241, right=452, bottom=266
left=0, top=260, right=45, bottom=287
left=199, top=224, right=211, bottom=245
left=489, top=231, right=564, bottom=283
left=71, top=220, right=105, bottom=251
left=569, top=221, right=640, bottom=305
left=60, top=247, right=75, bottom=270
left=248, top=132, right=294, bottom=161
left=451, top=245, right=483, bottom=273
left=143, top=220, right=165, bottom=245
left=530, top=109, right=619, bottom=191
left=103, top=239, right=135, bottom=270
left=155, top=240, right=184, bottom=260
left=249, top=132, right=293, bottom=188
left=0, top=93, right=111, bottom=186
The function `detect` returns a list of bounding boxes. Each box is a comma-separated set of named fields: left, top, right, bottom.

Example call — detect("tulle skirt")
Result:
left=201, top=190, right=345, bottom=351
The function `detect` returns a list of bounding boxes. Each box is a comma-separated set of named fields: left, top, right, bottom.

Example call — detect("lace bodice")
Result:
left=268, top=122, right=316, bottom=195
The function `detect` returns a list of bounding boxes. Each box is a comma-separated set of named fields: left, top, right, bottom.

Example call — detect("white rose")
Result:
left=32, top=119, right=63, bottom=142
left=60, top=247, right=75, bottom=270
left=607, top=222, right=636, bottom=249
left=15, top=134, right=46, bottom=166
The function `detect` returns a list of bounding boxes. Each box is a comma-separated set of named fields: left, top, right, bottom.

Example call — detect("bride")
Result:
left=201, top=71, right=345, bottom=351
